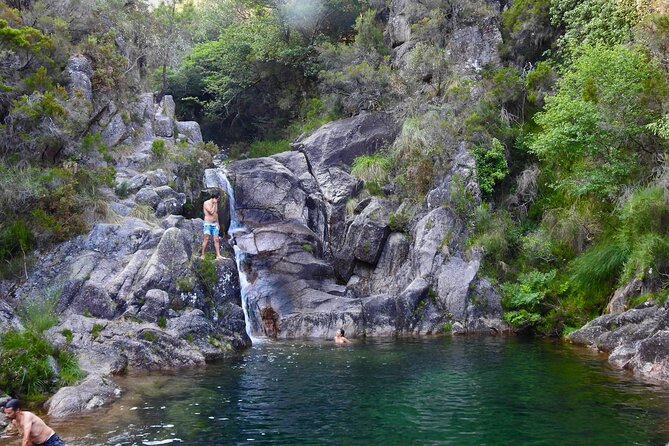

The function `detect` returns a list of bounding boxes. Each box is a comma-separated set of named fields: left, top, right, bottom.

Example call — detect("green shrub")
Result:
left=502, top=270, right=556, bottom=330
left=471, top=138, right=509, bottom=197
left=56, top=350, right=85, bottom=385
left=287, top=97, right=342, bottom=138
left=0, top=330, right=58, bottom=400
left=18, top=289, right=60, bottom=334
left=81, top=132, right=107, bottom=156
left=301, top=243, right=314, bottom=254
left=177, top=276, right=195, bottom=293
left=388, top=210, right=410, bottom=233
left=248, top=139, right=290, bottom=158
left=151, top=139, right=167, bottom=159
left=90, top=323, right=104, bottom=340
left=157, top=316, right=167, bottom=329
left=142, top=331, right=158, bottom=343
left=351, top=153, right=392, bottom=184
left=197, top=254, right=218, bottom=296
left=115, top=181, right=129, bottom=198
left=61, top=329, right=73, bottom=344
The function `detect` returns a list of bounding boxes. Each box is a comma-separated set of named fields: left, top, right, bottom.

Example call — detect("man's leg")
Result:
left=213, top=235, right=225, bottom=260
left=201, top=234, right=210, bottom=258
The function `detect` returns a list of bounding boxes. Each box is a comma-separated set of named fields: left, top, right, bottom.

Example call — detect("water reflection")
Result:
left=1, top=337, right=669, bottom=445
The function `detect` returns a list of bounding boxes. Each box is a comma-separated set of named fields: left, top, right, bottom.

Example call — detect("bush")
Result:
left=351, top=153, right=392, bottom=184
left=502, top=270, right=556, bottom=330
left=197, top=254, right=217, bottom=297
left=151, top=139, right=168, bottom=159
left=0, top=288, right=83, bottom=401
left=248, top=139, right=290, bottom=158
left=472, top=138, right=509, bottom=197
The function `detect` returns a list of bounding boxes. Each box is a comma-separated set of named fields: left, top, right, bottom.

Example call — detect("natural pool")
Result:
left=3, top=337, right=669, bottom=445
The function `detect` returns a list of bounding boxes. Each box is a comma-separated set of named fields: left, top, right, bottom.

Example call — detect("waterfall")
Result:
left=214, top=168, right=257, bottom=343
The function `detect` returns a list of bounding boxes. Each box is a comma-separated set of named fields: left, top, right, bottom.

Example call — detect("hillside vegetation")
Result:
left=2, top=0, right=669, bottom=338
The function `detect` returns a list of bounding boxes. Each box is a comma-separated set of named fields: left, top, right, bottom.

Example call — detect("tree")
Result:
left=530, top=44, right=667, bottom=200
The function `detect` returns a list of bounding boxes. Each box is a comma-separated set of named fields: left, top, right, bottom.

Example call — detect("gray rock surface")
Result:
left=101, top=113, right=129, bottom=148
left=64, top=55, right=93, bottom=101
left=154, top=116, right=174, bottom=138
left=45, top=374, right=121, bottom=418
left=176, top=121, right=204, bottom=144
left=569, top=300, right=669, bottom=383
left=205, top=110, right=507, bottom=339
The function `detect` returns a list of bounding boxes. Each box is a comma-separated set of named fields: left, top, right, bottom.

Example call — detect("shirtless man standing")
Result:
left=2, top=399, right=65, bottom=446
left=201, top=190, right=226, bottom=260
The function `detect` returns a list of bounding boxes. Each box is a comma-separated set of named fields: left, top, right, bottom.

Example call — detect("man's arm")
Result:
left=204, top=200, right=216, bottom=217
left=20, top=418, right=32, bottom=446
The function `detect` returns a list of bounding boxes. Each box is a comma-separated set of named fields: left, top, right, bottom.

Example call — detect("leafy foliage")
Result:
left=472, top=138, right=509, bottom=197
left=530, top=45, right=666, bottom=200
left=0, top=290, right=83, bottom=401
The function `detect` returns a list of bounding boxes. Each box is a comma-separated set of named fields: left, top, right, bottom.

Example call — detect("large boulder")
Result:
left=176, top=121, right=203, bottom=144
left=45, top=374, right=121, bottom=418
left=293, top=112, right=399, bottom=204
left=154, top=116, right=174, bottom=138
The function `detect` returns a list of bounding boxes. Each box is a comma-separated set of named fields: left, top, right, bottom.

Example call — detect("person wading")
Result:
left=334, top=328, right=350, bottom=344
left=201, top=190, right=228, bottom=260
left=2, top=399, right=65, bottom=446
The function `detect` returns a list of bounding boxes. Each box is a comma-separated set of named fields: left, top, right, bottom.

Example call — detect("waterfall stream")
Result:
left=214, top=167, right=257, bottom=343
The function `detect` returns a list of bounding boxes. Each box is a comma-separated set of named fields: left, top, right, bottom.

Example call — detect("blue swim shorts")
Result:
left=203, top=222, right=220, bottom=236
left=36, top=434, right=65, bottom=446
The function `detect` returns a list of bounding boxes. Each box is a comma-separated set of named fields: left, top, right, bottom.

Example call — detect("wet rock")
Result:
left=45, top=374, right=121, bottom=418
left=569, top=304, right=669, bottom=383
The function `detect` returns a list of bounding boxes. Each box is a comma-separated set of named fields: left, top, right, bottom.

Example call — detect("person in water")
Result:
left=201, top=190, right=227, bottom=260
left=2, top=399, right=65, bottom=446
left=334, top=328, right=350, bottom=344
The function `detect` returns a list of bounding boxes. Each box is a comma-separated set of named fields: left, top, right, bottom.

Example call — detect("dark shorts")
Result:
left=35, top=433, right=65, bottom=446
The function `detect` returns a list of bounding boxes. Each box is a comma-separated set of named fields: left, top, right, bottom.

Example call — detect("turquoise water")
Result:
left=8, top=337, right=669, bottom=445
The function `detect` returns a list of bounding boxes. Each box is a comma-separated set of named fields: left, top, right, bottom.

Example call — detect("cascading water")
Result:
left=214, top=168, right=257, bottom=343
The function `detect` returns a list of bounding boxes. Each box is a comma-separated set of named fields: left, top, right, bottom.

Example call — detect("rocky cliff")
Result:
left=206, top=112, right=508, bottom=340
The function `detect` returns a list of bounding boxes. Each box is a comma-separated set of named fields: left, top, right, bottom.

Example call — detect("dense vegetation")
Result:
left=3, top=0, right=669, bottom=345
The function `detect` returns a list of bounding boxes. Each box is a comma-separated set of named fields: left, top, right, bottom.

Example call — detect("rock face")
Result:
left=569, top=300, right=669, bottom=383
left=64, top=55, right=93, bottom=101
left=385, top=0, right=502, bottom=73
left=206, top=109, right=508, bottom=339
left=0, top=93, right=244, bottom=418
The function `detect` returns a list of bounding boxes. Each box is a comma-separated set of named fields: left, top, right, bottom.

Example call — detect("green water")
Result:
left=12, top=337, right=669, bottom=445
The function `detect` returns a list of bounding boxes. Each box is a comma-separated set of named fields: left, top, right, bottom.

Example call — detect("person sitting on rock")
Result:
left=334, top=328, right=350, bottom=344
left=2, top=399, right=65, bottom=446
left=202, top=190, right=227, bottom=260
